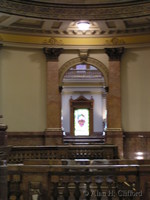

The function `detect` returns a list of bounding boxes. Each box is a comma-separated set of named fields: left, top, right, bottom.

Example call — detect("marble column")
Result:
left=0, top=115, right=8, bottom=200
left=43, top=48, right=63, bottom=145
left=105, top=47, right=124, bottom=158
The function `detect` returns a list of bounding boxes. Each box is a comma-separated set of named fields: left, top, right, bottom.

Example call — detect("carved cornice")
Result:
left=105, top=47, right=124, bottom=61
left=0, top=0, right=150, bottom=20
left=43, top=48, right=63, bottom=61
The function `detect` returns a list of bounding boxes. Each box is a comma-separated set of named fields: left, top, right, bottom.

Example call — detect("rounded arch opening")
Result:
left=59, top=57, right=108, bottom=86
left=60, top=56, right=108, bottom=137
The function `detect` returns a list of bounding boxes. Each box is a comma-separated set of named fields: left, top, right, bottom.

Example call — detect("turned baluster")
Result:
left=95, top=176, right=103, bottom=200
left=106, top=176, right=115, bottom=200
left=63, top=182, right=70, bottom=200
left=74, top=176, right=81, bottom=200
left=52, top=182, right=59, bottom=200
left=85, top=176, right=92, bottom=200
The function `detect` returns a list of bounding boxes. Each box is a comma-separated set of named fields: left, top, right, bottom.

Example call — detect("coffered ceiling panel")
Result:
left=0, top=0, right=150, bottom=47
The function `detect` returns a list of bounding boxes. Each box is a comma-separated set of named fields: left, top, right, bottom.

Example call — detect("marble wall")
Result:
left=1, top=46, right=150, bottom=134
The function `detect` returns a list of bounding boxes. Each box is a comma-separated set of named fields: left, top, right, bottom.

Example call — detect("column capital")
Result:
left=105, top=47, right=124, bottom=61
left=43, top=48, right=63, bottom=61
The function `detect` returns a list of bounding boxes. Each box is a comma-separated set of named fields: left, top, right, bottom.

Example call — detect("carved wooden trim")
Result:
left=8, top=144, right=118, bottom=163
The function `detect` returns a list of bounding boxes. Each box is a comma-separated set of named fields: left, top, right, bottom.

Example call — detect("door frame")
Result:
left=70, top=96, right=94, bottom=136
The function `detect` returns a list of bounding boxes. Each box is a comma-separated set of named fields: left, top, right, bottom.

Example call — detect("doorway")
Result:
left=70, top=95, right=93, bottom=136
left=60, top=57, right=108, bottom=137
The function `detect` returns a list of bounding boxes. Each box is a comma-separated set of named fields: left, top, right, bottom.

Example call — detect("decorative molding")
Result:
left=106, top=37, right=125, bottom=46
left=78, top=49, right=89, bottom=61
left=43, top=48, right=63, bottom=61
left=43, top=37, right=63, bottom=45
left=105, top=47, right=124, bottom=61
left=59, top=57, right=108, bottom=86
left=1, top=33, right=150, bottom=47
left=45, top=128, right=62, bottom=132
left=0, top=0, right=150, bottom=20
left=106, top=128, right=122, bottom=131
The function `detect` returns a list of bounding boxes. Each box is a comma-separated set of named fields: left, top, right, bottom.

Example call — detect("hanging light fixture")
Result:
left=77, top=21, right=90, bottom=31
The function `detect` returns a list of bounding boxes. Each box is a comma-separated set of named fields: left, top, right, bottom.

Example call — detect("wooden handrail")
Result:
left=8, top=144, right=118, bottom=163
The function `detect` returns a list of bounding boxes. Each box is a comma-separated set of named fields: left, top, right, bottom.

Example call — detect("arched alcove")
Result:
left=59, top=57, right=108, bottom=87
left=59, top=57, right=108, bottom=136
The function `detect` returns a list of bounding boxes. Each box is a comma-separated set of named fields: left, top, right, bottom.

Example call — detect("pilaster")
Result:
left=43, top=48, right=63, bottom=145
left=105, top=47, right=124, bottom=158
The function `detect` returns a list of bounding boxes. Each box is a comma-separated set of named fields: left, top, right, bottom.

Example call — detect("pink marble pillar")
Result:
left=43, top=48, right=63, bottom=145
left=105, top=48, right=124, bottom=158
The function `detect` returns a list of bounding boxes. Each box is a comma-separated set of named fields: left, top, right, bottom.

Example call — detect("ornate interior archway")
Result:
left=59, top=56, right=108, bottom=137
left=59, top=57, right=108, bottom=86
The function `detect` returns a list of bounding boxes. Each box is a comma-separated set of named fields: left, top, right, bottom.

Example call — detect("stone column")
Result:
left=0, top=115, right=8, bottom=200
left=105, top=47, right=124, bottom=158
left=43, top=48, right=63, bottom=145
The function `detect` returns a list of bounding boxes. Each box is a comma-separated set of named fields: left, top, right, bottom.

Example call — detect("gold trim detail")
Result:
left=1, top=33, right=150, bottom=46
left=43, top=37, right=63, bottom=45
left=106, top=37, right=126, bottom=45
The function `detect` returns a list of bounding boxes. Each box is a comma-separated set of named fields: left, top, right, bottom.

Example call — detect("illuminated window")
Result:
left=74, top=108, right=89, bottom=136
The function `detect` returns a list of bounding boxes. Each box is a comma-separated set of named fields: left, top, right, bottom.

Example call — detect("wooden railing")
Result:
left=48, top=165, right=140, bottom=200
left=63, top=135, right=105, bottom=144
left=8, top=163, right=142, bottom=200
left=8, top=145, right=118, bottom=164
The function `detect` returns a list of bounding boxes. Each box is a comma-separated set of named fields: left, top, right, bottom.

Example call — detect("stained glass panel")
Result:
left=74, top=108, right=89, bottom=136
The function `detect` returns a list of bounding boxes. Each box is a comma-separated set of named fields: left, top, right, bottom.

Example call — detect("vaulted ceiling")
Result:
left=0, top=0, right=150, bottom=47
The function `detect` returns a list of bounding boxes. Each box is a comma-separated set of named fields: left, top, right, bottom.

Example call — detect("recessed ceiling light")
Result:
left=77, top=21, right=90, bottom=31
